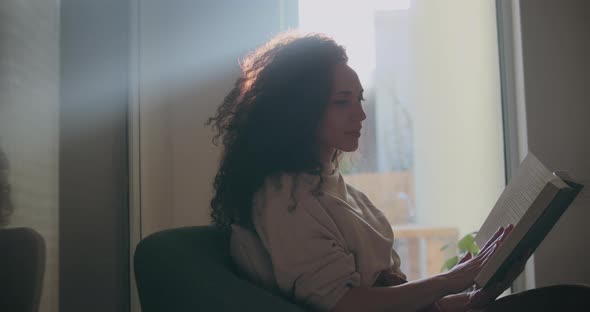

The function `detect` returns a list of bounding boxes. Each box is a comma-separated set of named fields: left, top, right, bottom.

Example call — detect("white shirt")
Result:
left=230, top=168, right=405, bottom=311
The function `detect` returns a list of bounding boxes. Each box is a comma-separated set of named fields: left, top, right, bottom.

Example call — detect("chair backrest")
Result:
left=0, top=227, right=46, bottom=312
left=134, top=225, right=307, bottom=312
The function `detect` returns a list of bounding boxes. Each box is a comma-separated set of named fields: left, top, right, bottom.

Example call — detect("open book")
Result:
left=473, top=152, right=584, bottom=289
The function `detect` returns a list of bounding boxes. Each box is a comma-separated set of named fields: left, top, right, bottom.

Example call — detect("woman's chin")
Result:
left=339, top=141, right=359, bottom=152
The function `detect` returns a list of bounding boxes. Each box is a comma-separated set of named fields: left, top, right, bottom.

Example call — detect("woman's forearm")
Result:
left=331, top=274, right=452, bottom=312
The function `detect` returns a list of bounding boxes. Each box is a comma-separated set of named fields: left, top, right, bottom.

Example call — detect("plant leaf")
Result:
left=458, top=234, right=475, bottom=251
left=441, top=256, right=459, bottom=272
left=468, top=242, right=480, bottom=255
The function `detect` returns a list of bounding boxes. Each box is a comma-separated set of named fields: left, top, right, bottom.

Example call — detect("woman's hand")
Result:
left=442, top=224, right=514, bottom=294
left=465, top=245, right=533, bottom=310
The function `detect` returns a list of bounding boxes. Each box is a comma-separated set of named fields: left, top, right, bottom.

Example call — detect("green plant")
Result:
left=440, top=231, right=480, bottom=272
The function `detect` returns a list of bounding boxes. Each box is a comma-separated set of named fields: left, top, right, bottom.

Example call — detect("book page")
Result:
left=475, top=152, right=556, bottom=247
left=475, top=182, right=559, bottom=287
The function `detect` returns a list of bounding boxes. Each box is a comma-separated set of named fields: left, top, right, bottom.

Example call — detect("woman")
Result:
left=206, top=32, right=588, bottom=312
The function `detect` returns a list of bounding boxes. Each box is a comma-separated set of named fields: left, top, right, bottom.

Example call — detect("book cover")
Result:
left=473, top=153, right=584, bottom=288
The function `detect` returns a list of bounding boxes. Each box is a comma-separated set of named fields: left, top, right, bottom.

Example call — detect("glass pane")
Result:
left=0, top=1, right=60, bottom=311
left=298, top=0, right=505, bottom=280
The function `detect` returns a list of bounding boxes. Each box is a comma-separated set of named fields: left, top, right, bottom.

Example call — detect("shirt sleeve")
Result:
left=253, top=174, right=361, bottom=312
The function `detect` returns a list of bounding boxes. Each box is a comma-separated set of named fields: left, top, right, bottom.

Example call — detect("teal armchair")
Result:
left=134, top=225, right=308, bottom=312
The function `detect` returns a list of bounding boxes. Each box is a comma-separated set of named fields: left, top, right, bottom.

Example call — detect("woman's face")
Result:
left=319, top=63, right=366, bottom=156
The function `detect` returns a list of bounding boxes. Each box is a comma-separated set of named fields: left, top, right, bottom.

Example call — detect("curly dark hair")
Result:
left=206, top=32, right=349, bottom=232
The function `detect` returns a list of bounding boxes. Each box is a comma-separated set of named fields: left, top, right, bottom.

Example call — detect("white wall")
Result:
left=408, top=0, right=506, bottom=237
left=0, top=1, right=60, bottom=311
left=138, top=0, right=292, bottom=236
left=519, top=0, right=590, bottom=287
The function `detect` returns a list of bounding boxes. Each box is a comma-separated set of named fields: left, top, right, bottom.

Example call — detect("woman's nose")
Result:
left=354, top=104, right=367, bottom=122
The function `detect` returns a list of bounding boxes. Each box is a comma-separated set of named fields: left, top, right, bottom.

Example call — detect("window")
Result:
left=298, top=0, right=505, bottom=280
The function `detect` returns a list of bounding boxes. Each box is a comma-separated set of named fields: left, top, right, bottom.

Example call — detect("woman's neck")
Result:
left=320, top=146, right=337, bottom=173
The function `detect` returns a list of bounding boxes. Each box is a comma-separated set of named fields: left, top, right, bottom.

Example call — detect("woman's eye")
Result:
left=334, top=100, right=349, bottom=106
